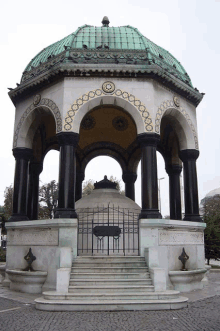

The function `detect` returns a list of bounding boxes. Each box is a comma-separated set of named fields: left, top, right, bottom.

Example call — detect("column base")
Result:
left=8, top=214, right=29, bottom=222
left=54, top=208, right=77, bottom=219
left=183, top=214, right=203, bottom=222
left=139, top=209, right=162, bottom=219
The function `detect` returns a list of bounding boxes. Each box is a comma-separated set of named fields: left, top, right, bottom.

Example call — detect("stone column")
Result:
left=122, top=172, right=137, bottom=201
left=179, top=149, right=202, bottom=222
left=137, top=133, right=162, bottom=219
left=9, top=148, right=32, bottom=222
left=166, top=164, right=182, bottom=220
left=75, top=171, right=85, bottom=202
left=55, top=132, right=79, bottom=219
left=27, top=162, right=43, bottom=220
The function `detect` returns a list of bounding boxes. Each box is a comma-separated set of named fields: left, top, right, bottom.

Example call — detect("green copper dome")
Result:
left=22, top=22, right=192, bottom=87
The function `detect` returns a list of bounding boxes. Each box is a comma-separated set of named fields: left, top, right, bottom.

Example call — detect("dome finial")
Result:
left=102, top=16, right=110, bottom=27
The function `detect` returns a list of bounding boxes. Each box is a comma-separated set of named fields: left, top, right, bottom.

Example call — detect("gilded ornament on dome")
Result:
left=102, top=81, right=115, bottom=93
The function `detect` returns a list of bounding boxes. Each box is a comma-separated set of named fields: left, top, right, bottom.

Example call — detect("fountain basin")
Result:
left=169, top=269, right=207, bottom=292
left=6, top=269, right=47, bottom=294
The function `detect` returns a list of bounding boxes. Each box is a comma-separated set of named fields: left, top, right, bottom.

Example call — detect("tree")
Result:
left=82, top=176, right=125, bottom=197
left=39, top=180, right=58, bottom=219
left=200, top=194, right=220, bottom=265
left=3, top=185, right=13, bottom=221
left=82, top=179, right=95, bottom=197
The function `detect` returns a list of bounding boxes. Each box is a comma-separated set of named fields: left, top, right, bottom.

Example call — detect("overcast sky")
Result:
left=0, top=0, right=219, bottom=217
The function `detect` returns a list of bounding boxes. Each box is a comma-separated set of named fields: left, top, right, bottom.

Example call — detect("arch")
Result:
left=13, top=98, right=62, bottom=148
left=155, top=100, right=198, bottom=150
left=82, top=149, right=126, bottom=175
left=63, top=88, right=153, bottom=134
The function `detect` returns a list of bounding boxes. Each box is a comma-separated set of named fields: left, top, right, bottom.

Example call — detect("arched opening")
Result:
left=83, top=155, right=124, bottom=195
left=157, top=151, right=169, bottom=218
left=22, top=108, right=59, bottom=221
left=159, top=113, right=185, bottom=220
left=38, top=150, right=59, bottom=219
left=75, top=105, right=140, bottom=203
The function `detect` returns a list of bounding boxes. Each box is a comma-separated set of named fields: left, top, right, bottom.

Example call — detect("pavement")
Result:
left=0, top=271, right=220, bottom=331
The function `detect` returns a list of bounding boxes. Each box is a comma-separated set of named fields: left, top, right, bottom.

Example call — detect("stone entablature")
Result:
left=13, top=77, right=198, bottom=151
left=7, top=228, right=59, bottom=246
left=158, top=230, right=204, bottom=245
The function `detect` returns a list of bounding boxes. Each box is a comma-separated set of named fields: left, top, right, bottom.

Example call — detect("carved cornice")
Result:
left=122, top=172, right=137, bottom=183
left=56, top=132, right=79, bottom=147
left=137, top=133, right=161, bottom=147
left=9, top=61, right=203, bottom=107
left=165, top=164, right=182, bottom=175
left=179, top=149, right=200, bottom=162
left=13, top=148, right=33, bottom=161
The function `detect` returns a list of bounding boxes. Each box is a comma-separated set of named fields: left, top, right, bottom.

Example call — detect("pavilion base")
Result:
left=5, top=219, right=77, bottom=292
left=139, top=218, right=207, bottom=291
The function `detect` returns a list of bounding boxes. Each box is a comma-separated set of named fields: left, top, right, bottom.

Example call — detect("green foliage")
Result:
left=0, top=248, right=6, bottom=262
left=201, top=194, right=220, bottom=264
left=39, top=180, right=58, bottom=219
left=3, top=185, right=13, bottom=221
left=82, top=179, right=95, bottom=197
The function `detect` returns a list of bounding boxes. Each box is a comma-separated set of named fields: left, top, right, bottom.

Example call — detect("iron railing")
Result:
left=77, top=205, right=140, bottom=256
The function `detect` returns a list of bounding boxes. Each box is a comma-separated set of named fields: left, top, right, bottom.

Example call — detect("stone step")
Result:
left=35, top=297, right=188, bottom=311
left=71, top=267, right=148, bottom=273
left=74, top=256, right=145, bottom=263
left=70, top=272, right=151, bottom=279
left=73, top=261, right=146, bottom=267
left=42, top=290, right=181, bottom=301
left=68, top=285, right=155, bottom=293
left=69, top=278, right=152, bottom=286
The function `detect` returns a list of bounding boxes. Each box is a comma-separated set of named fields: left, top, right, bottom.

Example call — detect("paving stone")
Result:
left=0, top=296, right=220, bottom=330
left=0, top=272, right=220, bottom=330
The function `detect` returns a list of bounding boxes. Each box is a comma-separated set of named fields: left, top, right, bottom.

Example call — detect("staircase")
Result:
left=35, top=256, right=188, bottom=311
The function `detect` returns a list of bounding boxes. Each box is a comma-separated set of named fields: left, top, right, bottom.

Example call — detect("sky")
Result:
left=0, top=0, right=219, bottom=217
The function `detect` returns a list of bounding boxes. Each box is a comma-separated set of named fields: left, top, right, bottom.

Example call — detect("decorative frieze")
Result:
left=159, top=230, right=204, bottom=246
left=7, top=228, right=59, bottom=246
left=64, top=86, right=153, bottom=132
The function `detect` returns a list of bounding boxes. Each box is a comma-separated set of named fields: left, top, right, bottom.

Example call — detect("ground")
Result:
left=0, top=272, right=220, bottom=331
left=0, top=296, right=219, bottom=331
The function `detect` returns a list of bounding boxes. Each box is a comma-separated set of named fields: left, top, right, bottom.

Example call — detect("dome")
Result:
left=205, top=188, right=220, bottom=198
left=9, top=17, right=203, bottom=107
left=22, top=19, right=191, bottom=86
left=76, top=177, right=140, bottom=211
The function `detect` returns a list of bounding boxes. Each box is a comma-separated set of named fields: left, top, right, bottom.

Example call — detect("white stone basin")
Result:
left=6, top=269, right=47, bottom=294
left=169, top=269, right=207, bottom=292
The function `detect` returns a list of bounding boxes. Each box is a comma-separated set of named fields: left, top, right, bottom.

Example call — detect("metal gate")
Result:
left=77, top=205, right=139, bottom=256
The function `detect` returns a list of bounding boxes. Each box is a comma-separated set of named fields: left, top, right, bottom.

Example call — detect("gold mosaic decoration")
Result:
left=64, top=88, right=153, bottom=132
left=13, top=98, right=62, bottom=148
left=155, top=99, right=199, bottom=150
